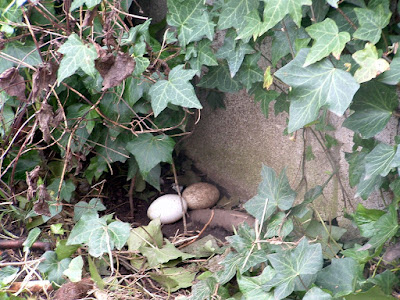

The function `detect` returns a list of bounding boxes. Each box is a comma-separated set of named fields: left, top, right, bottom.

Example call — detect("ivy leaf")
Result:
left=352, top=43, right=390, bottom=83
left=126, top=134, right=175, bottom=177
left=325, top=0, right=338, bottom=8
left=249, top=83, right=280, bottom=117
left=73, top=198, right=106, bottom=222
left=237, top=266, right=275, bottom=299
left=216, top=30, right=254, bottom=77
left=236, top=53, right=264, bottom=90
left=304, top=18, right=350, bottom=67
left=197, top=63, right=241, bottom=92
left=236, top=10, right=268, bottom=41
left=355, top=174, right=383, bottom=200
left=0, top=41, right=42, bottom=73
left=70, top=0, right=102, bottom=11
left=149, top=267, right=196, bottom=292
left=263, top=0, right=312, bottom=33
left=368, top=270, right=400, bottom=295
left=57, top=34, right=98, bottom=84
left=275, top=48, right=360, bottom=132
left=67, top=212, right=131, bottom=257
left=316, top=258, right=358, bottom=297
left=367, top=204, right=399, bottom=250
left=244, top=165, right=296, bottom=222
left=271, top=17, right=309, bottom=66
left=217, top=0, right=259, bottom=30
left=265, top=239, right=323, bottom=299
left=188, top=39, right=218, bottom=73
left=343, top=81, right=397, bottom=138
left=364, top=143, right=400, bottom=178
left=353, top=5, right=391, bottom=44
left=303, top=286, right=332, bottom=299
left=148, top=65, right=202, bottom=116
left=167, top=0, right=214, bottom=46
left=63, top=256, right=83, bottom=282
left=352, top=203, right=385, bottom=238
left=38, top=251, right=71, bottom=285
left=378, top=55, right=400, bottom=85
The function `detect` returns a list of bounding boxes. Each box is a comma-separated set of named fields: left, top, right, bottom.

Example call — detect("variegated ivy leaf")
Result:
left=216, top=30, right=254, bottom=77
left=275, top=48, right=360, bottom=132
left=217, top=0, right=259, bottom=30
left=148, top=65, right=202, bottom=116
left=353, top=5, right=391, bottom=44
left=352, top=43, right=390, bottom=83
left=263, top=0, right=312, bottom=33
left=57, top=34, right=98, bottom=84
left=167, top=0, right=215, bottom=46
left=304, top=18, right=350, bottom=67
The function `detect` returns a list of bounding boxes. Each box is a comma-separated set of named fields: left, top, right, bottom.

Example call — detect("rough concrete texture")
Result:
left=183, top=90, right=397, bottom=233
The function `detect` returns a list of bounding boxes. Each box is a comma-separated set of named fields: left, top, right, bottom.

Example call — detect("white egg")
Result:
left=147, top=194, right=187, bottom=224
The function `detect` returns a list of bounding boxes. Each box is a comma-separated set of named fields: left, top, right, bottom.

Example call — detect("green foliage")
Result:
left=1, top=0, right=400, bottom=297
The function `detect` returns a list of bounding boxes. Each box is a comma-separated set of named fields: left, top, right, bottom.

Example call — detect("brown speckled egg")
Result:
left=182, top=182, right=220, bottom=210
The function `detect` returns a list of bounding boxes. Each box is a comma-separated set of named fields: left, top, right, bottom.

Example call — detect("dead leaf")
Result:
left=82, top=6, right=98, bottom=27
left=53, top=278, right=93, bottom=300
left=37, top=102, right=55, bottom=143
left=26, top=166, right=41, bottom=201
left=33, top=185, right=51, bottom=217
left=94, top=48, right=135, bottom=90
left=0, top=68, right=26, bottom=101
left=383, top=242, right=400, bottom=263
left=31, top=62, right=58, bottom=101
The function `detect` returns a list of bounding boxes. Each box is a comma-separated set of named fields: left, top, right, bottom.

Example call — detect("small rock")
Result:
left=183, top=182, right=220, bottom=210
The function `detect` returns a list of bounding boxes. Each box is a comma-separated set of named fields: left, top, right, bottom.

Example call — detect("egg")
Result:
left=182, top=182, right=220, bottom=210
left=147, top=194, right=187, bottom=224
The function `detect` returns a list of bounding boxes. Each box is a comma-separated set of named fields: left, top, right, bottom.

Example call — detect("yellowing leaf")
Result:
left=263, top=66, right=273, bottom=90
left=352, top=43, right=390, bottom=83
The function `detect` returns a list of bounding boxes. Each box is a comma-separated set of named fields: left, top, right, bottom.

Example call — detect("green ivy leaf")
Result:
left=148, top=65, right=202, bottom=116
left=352, top=43, right=390, bottom=83
left=63, top=256, right=83, bottom=282
left=67, top=212, right=131, bottom=257
left=149, top=267, right=196, bottom=292
left=353, top=5, right=391, bottom=44
left=216, top=30, right=254, bottom=77
left=275, top=48, right=360, bottom=132
left=345, top=286, right=397, bottom=300
left=57, top=33, right=98, bottom=83
left=140, top=240, right=193, bottom=268
left=364, top=143, right=400, bottom=178
left=217, top=0, right=259, bottom=30
left=197, top=63, right=241, bottom=92
left=236, top=53, right=264, bottom=90
left=38, top=251, right=71, bottom=285
left=346, top=151, right=367, bottom=187
left=250, top=84, right=280, bottom=118
left=366, top=204, right=399, bottom=250
left=355, top=174, right=383, bottom=200
left=304, top=18, right=350, bottom=67
left=378, top=55, right=400, bottom=85
left=271, top=17, right=309, bottom=66
left=23, top=228, right=41, bottom=252
left=0, top=266, right=19, bottom=286
left=244, top=165, right=296, bottom=222
left=188, top=39, right=218, bottom=73
left=128, top=219, right=163, bottom=251
left=237, top=266, right=275, bottom=299
left=263, top=0, right=312, bottom=33
left=0, top=41, right=42, bottom=73
left=167, top=0, right=215, bottom=46
left=343, top=81, right=397, bottom=138
left=316, top=257, right=358, bottom=297
left=74, top=198, right=106, bottom=222
left=264, top=238, right=323, bottom=299
left=236, top=10, right=267, bottom=42
left=126, top=133, right=175, bottom=177
left=303, top=287, right=332, bottom=300
left=368, top=270, right=399, bottom=295
left=47, top=179, right=76, bottom=203
left=352, top=204, right=385, bottom=238
left=70, top=0, right=102, bottom=11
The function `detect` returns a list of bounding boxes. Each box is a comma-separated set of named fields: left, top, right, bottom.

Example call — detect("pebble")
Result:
left=182, top=182, right=220, bottom=210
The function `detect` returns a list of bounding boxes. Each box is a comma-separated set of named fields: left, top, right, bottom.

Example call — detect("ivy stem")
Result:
left=171, top=160, right=187, bottom=234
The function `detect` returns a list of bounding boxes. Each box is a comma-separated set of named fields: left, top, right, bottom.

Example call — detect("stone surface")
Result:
left=183, top=182, right=220, bottom=210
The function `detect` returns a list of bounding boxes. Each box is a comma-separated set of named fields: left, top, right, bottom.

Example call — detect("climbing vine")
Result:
left=0, top=0, right=399, bottom=299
